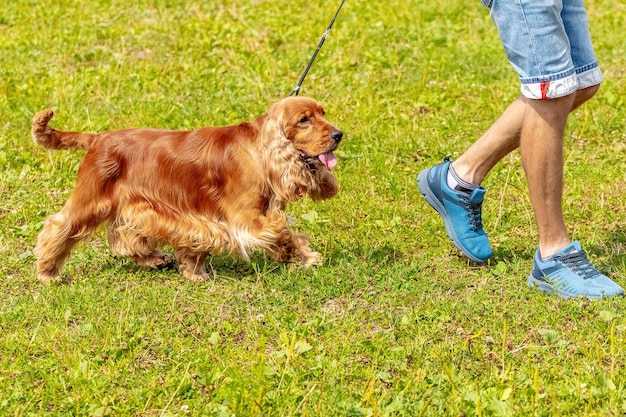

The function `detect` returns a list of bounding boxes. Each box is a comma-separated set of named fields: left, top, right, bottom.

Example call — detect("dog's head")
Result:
left=267, top=96, right=343, bottom=172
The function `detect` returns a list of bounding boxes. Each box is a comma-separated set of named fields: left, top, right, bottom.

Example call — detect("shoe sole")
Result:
left=417, top=170, right=486, bottom=263
left=527, top=275, right=605, bottom=300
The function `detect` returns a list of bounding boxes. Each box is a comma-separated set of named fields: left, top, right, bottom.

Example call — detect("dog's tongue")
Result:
left=318, top=152, right=337, bottom=170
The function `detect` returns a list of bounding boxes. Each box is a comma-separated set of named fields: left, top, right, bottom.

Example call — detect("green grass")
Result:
left=1, top=0, right=626, bottom=415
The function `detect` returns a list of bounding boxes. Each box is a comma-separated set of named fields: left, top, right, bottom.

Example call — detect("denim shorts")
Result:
left=482, top=0, right=603, bottom=99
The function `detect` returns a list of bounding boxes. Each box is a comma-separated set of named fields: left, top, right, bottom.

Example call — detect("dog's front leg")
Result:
left=286, top=232, right=322, bottom=267
left=174, top=249, right=209, bottom=282
left=257, top=210, right=322, bottom=267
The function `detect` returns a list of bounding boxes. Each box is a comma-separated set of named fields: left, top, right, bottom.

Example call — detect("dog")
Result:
left=31, top=96, right=342, bottom=284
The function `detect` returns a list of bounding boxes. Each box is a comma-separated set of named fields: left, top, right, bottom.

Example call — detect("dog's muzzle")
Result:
left=300, top=129, right=342, bottom=171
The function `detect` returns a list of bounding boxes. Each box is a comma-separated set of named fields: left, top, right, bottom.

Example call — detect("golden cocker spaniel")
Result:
left=31, top=96, right=343, bottom=284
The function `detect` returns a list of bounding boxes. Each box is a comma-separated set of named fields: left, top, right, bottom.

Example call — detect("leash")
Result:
left=289, top=0, right=346, bottom=96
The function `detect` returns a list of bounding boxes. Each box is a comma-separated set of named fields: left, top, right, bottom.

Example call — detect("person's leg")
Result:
left=451, top=98, right=524, bottom=185
left=449, top=0, right=603, bottom=260
left=519, top=94, right=573, bottom=258
left=418, top=0, right=623, bottom=298
left=452, top=86, right=599, bottom=186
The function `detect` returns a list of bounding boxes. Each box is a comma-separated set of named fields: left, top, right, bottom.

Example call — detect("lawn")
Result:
left=1, top=0, right=625, bottom=415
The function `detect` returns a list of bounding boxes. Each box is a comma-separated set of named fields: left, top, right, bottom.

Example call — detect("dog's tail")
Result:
left=32, top=110, right=97, bottom=151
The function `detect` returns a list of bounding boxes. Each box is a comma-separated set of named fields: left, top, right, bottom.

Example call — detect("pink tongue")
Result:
left=318, top=152, right=337, bottom=170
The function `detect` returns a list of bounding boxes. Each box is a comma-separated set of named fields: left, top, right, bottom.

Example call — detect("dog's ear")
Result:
left=264, top=100, right=288, bottom=129
left=309, top=170, right=339, bottom=201
left=260, top=103, right=289, bottom=143
left=253, top=113, right=268, bottom=128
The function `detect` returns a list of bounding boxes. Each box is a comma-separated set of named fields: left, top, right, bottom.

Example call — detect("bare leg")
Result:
left=453, top=85, right=599, bottom=185
left=449, top=86, right=599, bottom=258
left=452, top=97, right=525, bottom=184
left=519, top=94, right=574, bottom=258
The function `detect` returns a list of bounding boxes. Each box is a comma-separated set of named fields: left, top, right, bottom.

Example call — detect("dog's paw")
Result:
left=181, top=269, right=210, bottom=282
left=153, top=253, right=175, bottom=269
left=133, top=252, right=175, bottom=270
left=37, top=272, right=63, bottom=286
left=300, top=251, right=322, bottom=267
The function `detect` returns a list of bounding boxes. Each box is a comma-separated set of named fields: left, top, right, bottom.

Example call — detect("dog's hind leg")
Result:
left=35, top=145, right=121, bottom=284
left=34, top=211, right=76, bottom=284
left=174, top=248, right=209, bottom=282
left=107, top=225, right=174, bottom=270
left=34, top=195, right=111, bottom=284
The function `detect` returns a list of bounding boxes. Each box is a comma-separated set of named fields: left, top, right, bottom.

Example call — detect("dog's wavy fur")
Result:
left=31, top=96, right=342, bottom=284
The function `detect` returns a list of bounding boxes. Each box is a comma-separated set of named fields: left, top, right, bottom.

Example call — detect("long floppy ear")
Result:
left=309, top=169, right=339, bottom=201
left=262, top=100, right=287, bottom=136
left=259, top=106, right=312, bottom=202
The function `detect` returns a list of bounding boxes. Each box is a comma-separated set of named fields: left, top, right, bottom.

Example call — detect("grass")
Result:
left=1, top=0, right=626, bottom=415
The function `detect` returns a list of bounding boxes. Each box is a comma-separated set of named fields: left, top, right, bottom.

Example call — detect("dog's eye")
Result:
left=298, top=116, right=309, bottom=124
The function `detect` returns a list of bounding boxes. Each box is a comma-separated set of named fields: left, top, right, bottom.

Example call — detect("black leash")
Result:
left=289, top=0, right=346, bottom=96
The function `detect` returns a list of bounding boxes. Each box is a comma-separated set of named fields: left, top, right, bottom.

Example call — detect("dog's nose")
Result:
left=330, top=130, right=343, bottom=144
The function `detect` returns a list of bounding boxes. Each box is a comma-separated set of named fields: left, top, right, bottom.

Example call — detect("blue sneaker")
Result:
left=417, top=158, right=492, bottom=262
left=527, top=241, right=625, bottom=300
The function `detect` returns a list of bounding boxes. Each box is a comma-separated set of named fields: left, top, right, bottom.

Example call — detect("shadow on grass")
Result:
left=490, top=245, right=534, bottom=264
left=100, top=253, right=257, bottom=281
left=591, top=226, right=626, bottom=276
